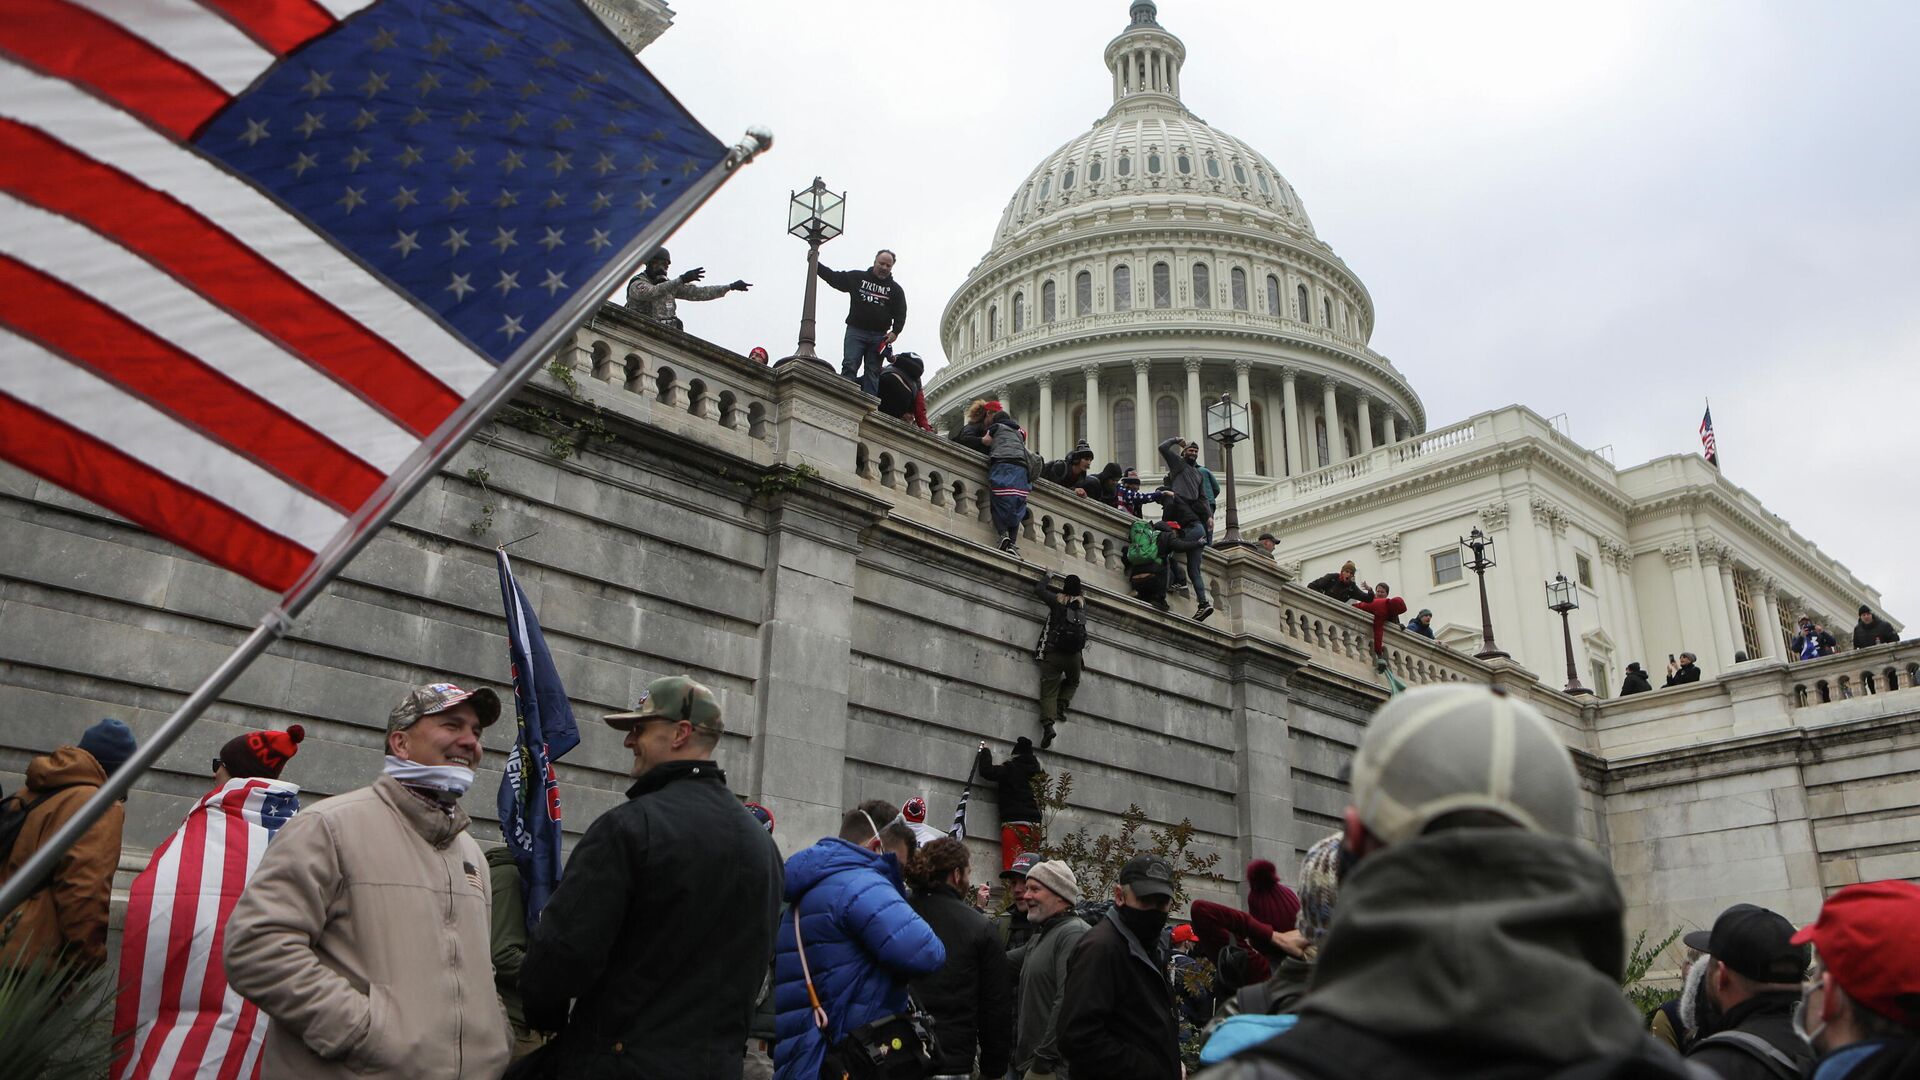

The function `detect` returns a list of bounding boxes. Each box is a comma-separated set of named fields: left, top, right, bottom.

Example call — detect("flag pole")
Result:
left=0, top=128, right=775, bottom=921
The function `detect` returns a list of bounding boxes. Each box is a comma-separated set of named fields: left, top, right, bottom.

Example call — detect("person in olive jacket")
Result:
left=520, top=676, right=783, bottom=1080
left=906, top=838, right=1012, bottom=1079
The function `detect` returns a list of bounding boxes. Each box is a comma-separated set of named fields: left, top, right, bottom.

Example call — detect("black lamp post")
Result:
left=1547, top=572, right=1592, bottom=696
left=1205, top=393, right=1254, bottom=547
left=1460, top=527, right=1507, bottom=660
left=780, top=176, right=844, bottom=365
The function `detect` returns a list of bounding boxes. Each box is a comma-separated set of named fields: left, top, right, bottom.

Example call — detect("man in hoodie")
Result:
left=1789, top=880, right=1920, bottom=1080
left=1853, top=605, right=1899, bottom=650
left=1793, top=616, right=1838, bottom=660
left=818, top=249, right=907, bottom=395
left=0, top=717, right=135, bottom=968
left=623, top=248, right=749, bottom=331
left=1305, top=561, right=1371, bottom=604
left=1197, top=684, right=1699, bottom=1079
left=1621, top=662, right=1655, bottom=695
left=771, top=799, right=945, bottom=1080
left=1032, top=571, right=1089, bottom=749
left=977, top=739, right=1045, bottom=872
left=1012, top=860, right=1089, bottom=1079
left=1681, top=903, right=1815, bottom=1080
left=1042, top=441, right=1097, bottom=497
left=875, top=350, right=935, bottom=432
left=1059, top=855, right=1183, bottom=1080
left=225, top=682, right=511, bottom=1080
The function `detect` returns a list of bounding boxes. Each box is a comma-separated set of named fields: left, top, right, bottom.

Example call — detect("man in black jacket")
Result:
left=1620, top=662, right=1654, bottom=695
left=1682, top=903, right=1815, bottom=1080
left=1853, top=605, right=1899, bottom=650
left=1666, top=651, right=1703, bottom=686
left=874, top=351, right=930, bottom=430
left=1306, top=561, right=1371, bottom=604
left=977, top=738, right=1045, bottom=874
left=521, top=676, right=783, bottom=1079
left=1032, top=572, right=1089, bottom=748
left=1059, top=854, right=1182, bottom=1080
left=1042, top=441, right=1096, bottom=497
left=818, top=250, right=906, bottom=396
left=907, top=838, right=1013, bottom=1080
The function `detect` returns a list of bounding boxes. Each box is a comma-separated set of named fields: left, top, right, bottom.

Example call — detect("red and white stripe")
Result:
left=113, top=777, right=302, bottom=1080
left=0, top=0, right=498, bottom=592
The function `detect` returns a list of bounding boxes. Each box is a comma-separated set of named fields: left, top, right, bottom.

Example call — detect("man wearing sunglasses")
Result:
left=520, top=675, right=782, bottom=1079
left=1789, top=880, right=1920, bottom=1079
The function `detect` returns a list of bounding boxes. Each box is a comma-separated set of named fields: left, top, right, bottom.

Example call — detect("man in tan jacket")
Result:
left=0, top=718, right=135, bottom=968
left=225, top=682, right=512, bottom=1079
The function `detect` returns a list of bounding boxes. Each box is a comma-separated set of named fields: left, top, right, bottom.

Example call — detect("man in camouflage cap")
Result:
left=521, top=675, right=782, bottom=1077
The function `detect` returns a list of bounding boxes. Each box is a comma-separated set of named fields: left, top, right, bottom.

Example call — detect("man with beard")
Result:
left=818, top=249, right=907, bottom=395
left=1058, top=855, right=1182, bottom=1080
left=623, top=248, right=749, bottom=331
left=1682, top=904, right=1815, bottom=1080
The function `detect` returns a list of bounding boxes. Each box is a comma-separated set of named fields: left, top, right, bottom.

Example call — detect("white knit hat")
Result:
left=1350, top=685, right=1580, bottom=845
left=1024, top=860, right=1080, bottom=905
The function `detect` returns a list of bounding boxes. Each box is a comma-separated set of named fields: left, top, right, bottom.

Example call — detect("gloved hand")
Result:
left=678, top=266, right=706, bottom=284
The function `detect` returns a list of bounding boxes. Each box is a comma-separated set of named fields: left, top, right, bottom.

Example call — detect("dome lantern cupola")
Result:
left=1106, top=0, right=1186, bottom=106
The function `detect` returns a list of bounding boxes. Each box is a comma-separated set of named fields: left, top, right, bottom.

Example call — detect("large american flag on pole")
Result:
left=1700, top=404, right=1718, bottom=468
left=112, top=777, right=301, bottom=1080
left=0, top=0, right=739, bottom=596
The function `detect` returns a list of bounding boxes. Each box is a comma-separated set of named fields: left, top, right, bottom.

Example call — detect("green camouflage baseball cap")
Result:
left=604, top=675, right=722, bottom=734
left=387, top=681, right=501, bottom=734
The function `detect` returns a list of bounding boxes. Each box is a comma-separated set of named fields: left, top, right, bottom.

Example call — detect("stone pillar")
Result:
left=1618, top=550, right=1647, bottom=667
left=1036, top=373, right=1053, bottom=461
left=1262, top=380, right=1284, bottom=480
left=1356, top=395, right=1375, bottom=454
left=1132, top=358, right=1153, bottom=472
left=1753, top=574, right=1780, bottom=660
left=1081, top=364, right=1103, bottom=462
left=1720, top=559, right=1747, bottom=659
left=1233, top=359, right=1254, bottom=476
left=1386, top=411, right=1400, bottom=444
left=1183, top=356, right=1204, bottom=443
left=1280, top=367, right=1303, bottom=477
left=1321, top=379, right=1345, bottom=462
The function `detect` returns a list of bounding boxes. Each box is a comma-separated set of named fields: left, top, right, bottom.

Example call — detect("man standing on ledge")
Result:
left=818, top=249, right=906, bottom=396
left=624, top=248, right=750, bottom=331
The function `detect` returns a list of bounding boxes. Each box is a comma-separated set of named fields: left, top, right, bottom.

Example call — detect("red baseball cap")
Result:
left=1790, top=879, right=1920, bottom=1027
left=1171, top=924, right=1199, bottom=945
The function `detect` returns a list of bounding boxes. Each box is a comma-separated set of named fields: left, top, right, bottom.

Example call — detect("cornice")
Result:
left=1626, top=487, right=1870, bottom=602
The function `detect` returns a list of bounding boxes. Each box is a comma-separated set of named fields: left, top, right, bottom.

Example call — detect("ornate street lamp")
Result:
left=1205, top=393, right=1254, bottom=547
left=779, top=176, right=845, bottom=365
left=1546, top=572, right=1592, bottom=696
left=1460, top=527, right=1508, bottom=660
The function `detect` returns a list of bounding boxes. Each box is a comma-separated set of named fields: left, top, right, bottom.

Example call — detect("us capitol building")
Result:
left=925, top=1, right=1895, bottom=690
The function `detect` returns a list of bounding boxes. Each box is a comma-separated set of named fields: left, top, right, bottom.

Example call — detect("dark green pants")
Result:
left=1037, top=649, right=1083, bottom=723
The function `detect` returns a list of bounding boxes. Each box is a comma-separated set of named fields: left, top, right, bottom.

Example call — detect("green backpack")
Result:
left=1126, top=520, right=1163, bottom=568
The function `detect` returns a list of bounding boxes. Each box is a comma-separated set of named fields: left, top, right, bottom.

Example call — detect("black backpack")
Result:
left=1048, top=603, right=1088, bottom=653
left=0, top=783, right=87, bottom=892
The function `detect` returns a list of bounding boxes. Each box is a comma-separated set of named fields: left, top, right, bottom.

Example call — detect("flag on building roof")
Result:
left=497, top=548, right=579, bottom=930
left=0, top=0, right=748, bottom=596
left=1700, top=405, right=1718, bottom=467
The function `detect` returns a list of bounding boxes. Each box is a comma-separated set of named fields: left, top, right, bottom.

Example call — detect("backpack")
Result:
left=0, top=783, right=87, bottom=892
left=1127, top=520, right=1163, bottom=568
left=1048, top=602, right=1088, bottom=653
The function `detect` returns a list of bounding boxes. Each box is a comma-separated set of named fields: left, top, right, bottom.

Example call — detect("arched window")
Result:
left=1296, top=283, right=1309, bottom=321
left=1041, top=280, right=1057, bottom=324
left=1152, top=262, right=1171, bottom=308
left=1113, top=265, right=1133, bottom=311
left=1323, top=297, right=1332, bottom=326
left=1255, top=169, right=1271, bottom=195
left=988, top=304, right=999, bottom=341
left=1192, top=262, right=1211, bottom=309
left=1251, top=402, right=1268, bottom=474
left=1019, top=186, right=1031, bottom=214
left=1265, top=273, right=1281, bottom=315
left=1089, top=158, right=1103, bottom=183
left=1233, top=161, right=1247, bottom=185
left=1155, top=394, right=1180, bottom=444
left=1176, top=152, right=1192, bottom=174
left=1117, top=153, right=1132, bottom=177
left=1012, top=291, right=1025, bottom=333
left=1230, top=267, right=1248, bottom=311
left=966, top=320, right=974, bottom=350
left=1147, top=151, right=1162, bottom=174
left=1205, top=155, right=1221, bottom=178
left=1113, top=398, right=1135, bottom=467
left=1038, top=175, right=1050, bottom=201
left=1062, top=165, right=1076, bottom=191
left=1071, top=405, right=1086, bottom=448
left=1075, top=271, right=1093, bottom=316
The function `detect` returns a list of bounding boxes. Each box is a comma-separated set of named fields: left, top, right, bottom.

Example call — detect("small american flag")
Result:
left=0, top=0, right=734, bottom=595
left=113, top=778, right=301, bottom=1080
left=1700, top=405, right=1718, bottom=467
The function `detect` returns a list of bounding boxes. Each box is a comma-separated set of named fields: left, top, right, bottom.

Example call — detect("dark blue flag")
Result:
left=498, top=548, right=580, bottom=929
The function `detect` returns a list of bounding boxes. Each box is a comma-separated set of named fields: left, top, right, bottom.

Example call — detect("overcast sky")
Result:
left=639, top=0, right=1919, bottom=623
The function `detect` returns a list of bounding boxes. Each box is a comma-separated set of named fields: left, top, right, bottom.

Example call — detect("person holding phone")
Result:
left=1665, top=652, right=1702, bottom=686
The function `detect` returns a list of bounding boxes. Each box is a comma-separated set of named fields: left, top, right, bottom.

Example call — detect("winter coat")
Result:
left=624, top=273, right=732, bottom=326
left=908, top=883, right=1013, bottom=1076
left=0, top=746, right=121, bottom=968
left=223, top=776, right=511, bottom=1080
left=817, top=263, right=907, bottom=334
left=1160, top=438, right=1206, bottom=509
left=1059, top=906, right=1181, bottom=1080
left=485, top=846, right=529, bottom=1036
left=1621, top=669, right=1654, bottom=695
left=1015, top=909, right=1090, bottom=1075
left=1041, top=458, right=1097, bottom=495
left=772, top=837, right=945, bottom=1080
left=876, top=354, right=932, bottom=431
left=977, top=744, right=1044, bottom=824
left=987, top=415, right=1029, bottom=464
left=1160, top=489, right=1206, bottom=530
left=1354, top=595, right=1409, bottom=655
left=1405, top=617, right=1436, bottom=640
left=1685, top=991, right=1815, bottom=1080
left=1810, top=1039, right=1920, bottom=1080
left=520, top=760, right=783, bottom=1079
left=1854, top=614, right=1899, bottom=649
left=1792, top=630, right=1838, bottom=659
left=952, top=420, right=991, bottom=456
left=1306, top=572, right=1371, bottom=604
left=1196, top=829, right=1700, bottom=1080
left=1666, top=662, right=1703, bottom=686
left=1035, top=577, right=1089, bottom=654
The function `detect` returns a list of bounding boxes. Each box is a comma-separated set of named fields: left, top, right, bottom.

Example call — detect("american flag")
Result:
left=0, top=0, right=738, bottom=595
left=113, top=777, right=301, bottom=1080
left=1700, top=405, right=1718, bottom=467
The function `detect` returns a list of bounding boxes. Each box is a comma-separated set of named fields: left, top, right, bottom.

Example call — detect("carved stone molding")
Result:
left=1372, top=532, right=1402, bottom=559
left=1277, top=365, right=1298, bottom=382
left=1279, top=559, right=1304, bottom=579
left=1131, top=357, right=1151, bottom=374
left=785, top=400, right=862, bottom=439
left=1661, top=542, right=1694, bottom=569
left=1598, top=537, right=1634, bottom=568
left=1183, top=356, right=1203, bottom=373
left=1035, top=371, right=1053, bottom=389
left=1232, top=358, right=1253, bottom=375
left=1755, top=572, right=1779, bottom=596
left=1078, top=365, right=1098, bottom=383
left=1478, top=502, right=1510, bottom=531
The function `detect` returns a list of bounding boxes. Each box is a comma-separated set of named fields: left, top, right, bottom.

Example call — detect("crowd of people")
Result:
left=2, top=675, right=1917, bottom=1079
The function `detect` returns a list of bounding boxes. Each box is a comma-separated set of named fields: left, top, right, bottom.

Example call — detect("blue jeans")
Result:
left=841, top=326, right=888, bottom=395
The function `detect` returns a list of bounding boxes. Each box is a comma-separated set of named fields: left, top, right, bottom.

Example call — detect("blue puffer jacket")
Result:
left=772, top=837, right=946, bottom=1080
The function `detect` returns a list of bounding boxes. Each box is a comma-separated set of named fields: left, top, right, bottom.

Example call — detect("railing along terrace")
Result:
left=1788, top=639, right=1920, bottom=708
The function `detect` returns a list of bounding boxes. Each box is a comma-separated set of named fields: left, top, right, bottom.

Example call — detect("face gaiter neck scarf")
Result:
left=383, top=755, right=473, bottom=798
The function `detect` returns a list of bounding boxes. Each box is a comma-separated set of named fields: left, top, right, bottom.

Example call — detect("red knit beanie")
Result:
left=1246, top=858, right=1301, bottom=932
left=219, top=725, right=305, bottom=779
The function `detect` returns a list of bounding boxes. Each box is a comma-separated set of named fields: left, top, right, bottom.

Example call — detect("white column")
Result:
left=1616, top=550, right=1647, bottom=667
left=1183, top=356, right=1204, bottom=443
left=1321, top=379, right=1345, bottom=461
left=1132, top=358, right=1153, bottom=471
left=1233, top=359, right=1254, bottom=476
left=1036, top=373, right=1053, bottom=461
left=1081, top=364, right=1103, bottom=462
left=1754, top=577, right=1780, bottom=659
left=1696, top=547, right=1736, bottom=672
left=1720, top=561, right=1747, bottom=659
left=1386, top=410, right=1400, bottom=445
left=1356, top=395, right=1375, bottom=454
left=1281, top=367, right=1303, bottom=476
left=1262, top=380, right=1284, bottom=479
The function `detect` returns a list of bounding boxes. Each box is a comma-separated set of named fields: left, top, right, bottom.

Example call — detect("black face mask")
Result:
left=1117, top=904, right=1170, bottom=944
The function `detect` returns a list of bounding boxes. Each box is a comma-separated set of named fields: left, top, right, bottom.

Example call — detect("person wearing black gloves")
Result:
left=875, top=351, right=933, bottom=432
left=976, top=739, right=1045, bottom=874
left=1032, top=572, right=1089, bottom=748
left=818, top=249, right=906, bottom=396
left=1853, top=605, right=1899, bottom=650
left=623, top=248, right=749, bottom=331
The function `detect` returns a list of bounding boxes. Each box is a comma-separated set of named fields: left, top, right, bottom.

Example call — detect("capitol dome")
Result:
left=928, top=1, right=1425, bottom=485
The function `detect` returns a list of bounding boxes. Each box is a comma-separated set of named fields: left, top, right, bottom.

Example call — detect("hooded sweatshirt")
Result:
left=0, top=746, right=121, bottom=967
left=1853, top=610, right=1899, bottom=649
